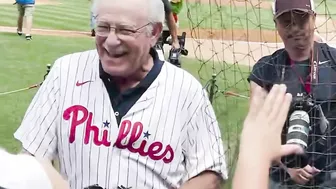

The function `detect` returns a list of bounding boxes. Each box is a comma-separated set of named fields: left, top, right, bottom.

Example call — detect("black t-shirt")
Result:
left=162, top=0, right=172, bottom=16
left=248, top=42, right=336, bottom=186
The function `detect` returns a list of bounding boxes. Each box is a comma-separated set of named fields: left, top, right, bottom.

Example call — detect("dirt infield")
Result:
left=182, top=0, right=336, bottom=42
left=180, top=28, right=282, bottom=42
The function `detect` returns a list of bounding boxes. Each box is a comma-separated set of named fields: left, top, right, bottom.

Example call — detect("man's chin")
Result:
left=101, top=60, right=132, bottom=77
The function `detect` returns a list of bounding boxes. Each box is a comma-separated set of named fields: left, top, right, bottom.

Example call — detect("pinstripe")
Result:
left=22, top=77, right=59, bottom=142
left=42, top=135, right=56, bottom=157
left=144, top=63, right=168, bottom=188
left=25, top=87, right=58, bottom=150
left=161, top=70, right=185, bottom=184
left=156, top=68, right=178, bottom=188
left=59, top=55, right=71, bottom=179
left=152, top=65, right=175, bottom=189
left=79, top=52, right=93, bottom=189
left=14, top=51, right=227, bottom=189
left=105, top=80, right=114, bottom=189
left=21, top=73, right=57, bottom=123
left=136, top=75, right=160, bottom=189
left=70, top=53, right=84, bottom=189
left=30, top=97, right=58, bottom=152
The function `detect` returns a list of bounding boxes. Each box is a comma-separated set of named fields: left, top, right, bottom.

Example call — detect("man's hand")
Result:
left=172, top=39, right=180, bottom=49
left=240, top=84, right=301, bottom=161
left=287, top=165, right=320, bottom=185
left=233, top=84, right=303, bottom=189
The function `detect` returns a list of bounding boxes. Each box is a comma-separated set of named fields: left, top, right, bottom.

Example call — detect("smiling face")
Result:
left=95, top=0, right=160, bottom=78
left=275, top=10, right=316, bottom=57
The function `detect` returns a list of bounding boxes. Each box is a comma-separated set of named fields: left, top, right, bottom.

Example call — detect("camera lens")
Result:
left=283, top=110, right=310, bottom=168
left=286, top=110, right=310, bottom=148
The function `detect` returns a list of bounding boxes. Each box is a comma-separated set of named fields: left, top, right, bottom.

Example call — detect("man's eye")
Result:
left=119, top=29, right=135, bottom=35
left=97, top=26, right=109, bottom=30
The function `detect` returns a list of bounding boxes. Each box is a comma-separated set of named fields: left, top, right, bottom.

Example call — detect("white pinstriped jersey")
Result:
left=14, top=49, right=228, bottom=189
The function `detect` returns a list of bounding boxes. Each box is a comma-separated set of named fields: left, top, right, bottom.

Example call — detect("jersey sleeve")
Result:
left=247, top=56, right=274, bottom=90
left=182, top=88, right=228, bottom=182
left=162, top=0, right=172, bottom=15
left=13, top=59, right=61, bottom=160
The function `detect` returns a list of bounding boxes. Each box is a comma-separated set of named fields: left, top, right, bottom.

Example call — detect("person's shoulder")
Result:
left=319, top=42, right=336, bottom=54
left=54, top=49, right=98, bottom=65
left=318, top=43, right=336, bottom=65
left=254, top=48, right=287, bottom=68
left=164, top=62, right=204, bottom=90
left=53, top=49, right=98, bottom=70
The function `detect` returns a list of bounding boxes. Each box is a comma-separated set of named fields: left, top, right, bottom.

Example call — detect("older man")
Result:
left=248, top=0, right=336, bottom=188
left=13, top=0, right=227, bottom=188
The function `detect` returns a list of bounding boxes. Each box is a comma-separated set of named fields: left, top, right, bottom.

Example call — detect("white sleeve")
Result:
left=0, top=149, right=52, bottom=189
left=14, top=60, right=61, bottom=160
left=183, top=89, right=228, bottom=181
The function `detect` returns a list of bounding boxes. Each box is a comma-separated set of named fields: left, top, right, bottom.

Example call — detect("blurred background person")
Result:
left=89, top=0, right=99, bottom=37
left=15, top=0, right=35, bottom=40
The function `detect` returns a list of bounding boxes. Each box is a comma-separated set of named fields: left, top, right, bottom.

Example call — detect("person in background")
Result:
left=232, top=84, right=304, bottom=189
left=271, top=1, right=325, bottom=43
left=15, top=0, right=35, bottom=40
left=89, top=0, right=99, bottom=37
left=249, top=0, right=336, bottom=188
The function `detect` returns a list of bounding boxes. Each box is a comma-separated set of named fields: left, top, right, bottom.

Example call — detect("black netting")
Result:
left=184, top=0, right=336, bottom=188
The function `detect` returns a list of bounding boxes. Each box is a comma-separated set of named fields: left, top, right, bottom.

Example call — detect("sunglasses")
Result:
left=275, top=10, right=315, bottom=28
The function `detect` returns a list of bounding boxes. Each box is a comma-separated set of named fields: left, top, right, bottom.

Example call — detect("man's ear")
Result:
left=150, top=23, right=163, bottom=46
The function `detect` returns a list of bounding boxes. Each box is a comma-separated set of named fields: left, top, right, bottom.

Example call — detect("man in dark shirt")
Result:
left=248, top=0, right=336, bottom=188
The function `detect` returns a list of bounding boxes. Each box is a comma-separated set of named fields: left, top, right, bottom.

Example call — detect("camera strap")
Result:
left=281, top=44, right=319, bottom=95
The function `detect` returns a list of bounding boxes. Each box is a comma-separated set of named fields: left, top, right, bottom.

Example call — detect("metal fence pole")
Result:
left=208, top=74, right=217, bottom=104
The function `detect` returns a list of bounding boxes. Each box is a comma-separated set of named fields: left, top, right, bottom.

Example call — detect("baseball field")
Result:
left=0, top=0, right=336, bottom=187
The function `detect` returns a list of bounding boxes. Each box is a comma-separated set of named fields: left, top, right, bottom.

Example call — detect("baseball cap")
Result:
left=273, top=0, right=315, bottom=19
left=0, top=148, right=52, bottom=189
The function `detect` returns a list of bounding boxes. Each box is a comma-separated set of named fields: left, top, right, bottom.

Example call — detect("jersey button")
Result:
left=115, top=112, right=119, bottom=116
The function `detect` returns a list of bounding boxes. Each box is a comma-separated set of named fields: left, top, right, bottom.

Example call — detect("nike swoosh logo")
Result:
left=76, top=80, right=93, bottom=86
left=319, top=60, right=330, bottom=65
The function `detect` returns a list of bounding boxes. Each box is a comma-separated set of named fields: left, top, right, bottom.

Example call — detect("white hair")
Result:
left=147, top=0, right=165, bottom=24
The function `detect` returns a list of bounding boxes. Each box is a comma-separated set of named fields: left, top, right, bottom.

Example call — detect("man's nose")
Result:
left=105, top=31, right=121, bottom=46
left=289, top=22, right=301, bottom=32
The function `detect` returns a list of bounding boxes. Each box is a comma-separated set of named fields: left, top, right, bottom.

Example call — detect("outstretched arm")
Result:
left=162, top=0, right=179, bottom=48
left=232, top=84, right=303, bottom=189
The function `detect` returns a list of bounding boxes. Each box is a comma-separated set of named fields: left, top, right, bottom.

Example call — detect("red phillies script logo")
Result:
left=63, top=105, right=174, bottom=163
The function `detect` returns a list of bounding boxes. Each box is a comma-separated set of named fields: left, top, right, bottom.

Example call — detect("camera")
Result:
left=167, top=32, right=188, bottom=67
left=282, top=93, right=314, bottom=168
left=168, top=48, right=182, bottom=67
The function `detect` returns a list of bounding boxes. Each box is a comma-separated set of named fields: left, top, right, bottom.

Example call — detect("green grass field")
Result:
left=0, top=0, right=276, bottom=30
left=0, top=0, right=335, bottom=32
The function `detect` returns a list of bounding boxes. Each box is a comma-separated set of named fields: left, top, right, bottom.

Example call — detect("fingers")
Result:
left=313, top=167, right=321, bottom=174
left=247, top=85, right=267, bottom=119
left=275, top=93, right=292, bottom=133
left=299, top=169, right=314, bottom=180
left=297, top=174, right=310, bottom=184
left=268, top=84, right=288, bottom=121
left=260, top=84, right=282, bottom=116
left=278, top=144, right=304, bottom=158
left=304, top=165, right=321, bottom=174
